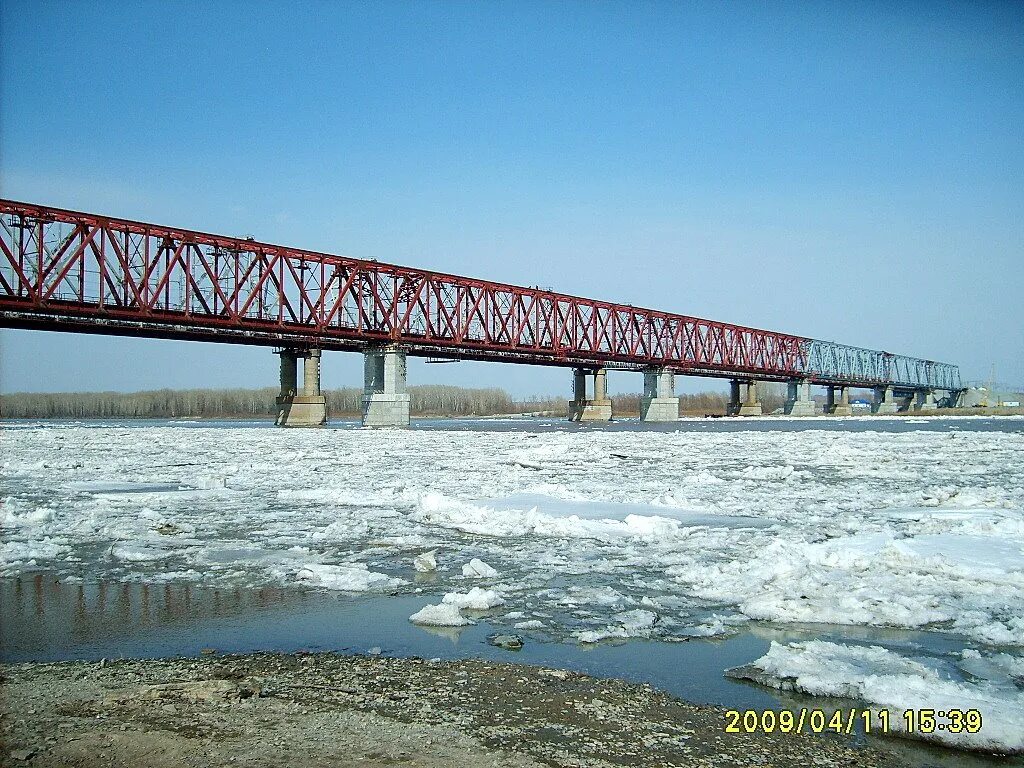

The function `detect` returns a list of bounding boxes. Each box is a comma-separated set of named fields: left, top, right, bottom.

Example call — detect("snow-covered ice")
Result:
left=577, top=608, right=659, bottom=643
left=2, top=419, right=1023, bottom=751
left=293, top=562, right=404, bottom=591
left=413, top=549, right=438, bottom=572
left=461, top=557, right=499, bottom=578
left=442, top=587, right=505, bottom=610
left=409, top=602, right=474, bottom=626
left=730, top=640, right=1024, bottom=753
left=3, top=422, right=1022, bottom=642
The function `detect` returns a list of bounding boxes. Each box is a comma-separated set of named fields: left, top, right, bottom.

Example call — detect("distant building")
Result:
left=961, top=387, right=1023, bottom=408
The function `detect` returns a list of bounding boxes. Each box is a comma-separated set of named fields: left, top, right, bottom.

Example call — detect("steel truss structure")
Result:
left=0, top=200, right=960, bottom=390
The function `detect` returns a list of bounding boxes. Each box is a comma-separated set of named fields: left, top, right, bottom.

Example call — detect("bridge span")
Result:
left=0, top=199, right=961, bottom=426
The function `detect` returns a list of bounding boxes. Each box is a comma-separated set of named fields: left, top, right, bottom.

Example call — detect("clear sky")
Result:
left=1, top=1, right=1021, bottom=396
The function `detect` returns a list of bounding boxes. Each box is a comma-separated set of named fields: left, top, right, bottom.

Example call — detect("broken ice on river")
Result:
left=2, top=419, right=1023, bottom=752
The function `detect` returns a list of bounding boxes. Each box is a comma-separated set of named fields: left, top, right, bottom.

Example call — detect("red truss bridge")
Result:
left=0, top=199, right=962, bottom=425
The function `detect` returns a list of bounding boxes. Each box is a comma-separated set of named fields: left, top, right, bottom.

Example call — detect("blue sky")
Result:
left=1, top=1, right=1022, bottom=396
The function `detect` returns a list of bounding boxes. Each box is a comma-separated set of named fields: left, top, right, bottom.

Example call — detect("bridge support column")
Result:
left=568, top=367, right=613, bottom=421
left=738, top=380, right=763, bottom=416
left=362, top=346, right=411, bottom=427
left=727, top=379, right=743, bottom=416
left=914, top=388, right=937, bottom=412
left=278, top=349, right=298, bottom=399
left=784, top=379, right=815, bottom=416
left=640, top=368, right=679, bottom=422
left=827, top=385, right=853, bottom=416
left=275, top=348, right=327, bottom=427
left=872, top=385, right=898, bottom=414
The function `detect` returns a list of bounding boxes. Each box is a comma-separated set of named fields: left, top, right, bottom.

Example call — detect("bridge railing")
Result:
left=0, top=199, right=959, bottom=389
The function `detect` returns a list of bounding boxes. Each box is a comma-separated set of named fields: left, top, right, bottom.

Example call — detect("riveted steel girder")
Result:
left=0, top=200, right=960, bottom=389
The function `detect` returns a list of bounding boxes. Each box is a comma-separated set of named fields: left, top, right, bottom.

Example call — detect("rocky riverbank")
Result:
left=0, top=652, right=898, bottom=768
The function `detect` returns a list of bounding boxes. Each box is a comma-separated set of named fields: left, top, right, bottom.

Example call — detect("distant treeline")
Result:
left=615, top=388, right=786, bottom=415
left=0, top=386, right=778, bottom=420
left=0, top=386, right=543, bottom=419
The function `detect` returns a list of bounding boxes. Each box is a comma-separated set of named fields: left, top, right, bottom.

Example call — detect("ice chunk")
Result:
left=409, top=602, right=475, bottom=626
left=294, top=563, right=404, bottom=591
left=615, top=609, right=657, bottom=633
left=109, top=543, right=172, bottom=562
left=462, top=558, right=498, bottom=578
left=681, top=470, right=725, bottom=485
left=1, top=539, right=66, bottom=568
left=577, top=609, right=658, bottom=644
left=514, top=619, right=545, bottom=629
left=414, top=549, right=438, bottom=572
left=559, top=586, right=634, bottom=609
left=675, top=617, right=731, bottom=638
left=442, top=587, right=505, bottom=610
left=414, top=492, right=770, bottom=542
left=277, top=487, right=406, bottom=508
left=958, top=650, right=1024, bottom=685
left=739, top=465, right=798, bottom=481
left=0, top=501, right=54, bottom=528
left=731, top=641, right=1024, bottom=754
left=890, top=534, right=1024, bottom=572
left=576, top=626, right=631, bottom=643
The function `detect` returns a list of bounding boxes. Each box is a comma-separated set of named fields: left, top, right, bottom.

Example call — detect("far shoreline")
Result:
left=2, top=407, right=1023, bottom=422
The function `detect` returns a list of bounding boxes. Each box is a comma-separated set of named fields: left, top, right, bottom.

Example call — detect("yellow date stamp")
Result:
left=724, top=708, right=983, bottom=735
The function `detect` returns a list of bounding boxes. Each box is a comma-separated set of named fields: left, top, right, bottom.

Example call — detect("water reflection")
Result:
left=1, top=574, right=305, bottom=660
left=0, top=572, right=778, bottom=715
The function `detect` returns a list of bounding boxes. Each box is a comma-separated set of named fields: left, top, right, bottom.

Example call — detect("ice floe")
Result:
left=730, top=640, right=1024, bottom=754
left=577, top=609, right=658, bottom=643
left=514, top=619, right=545, bottom=630
left=413, top=549, right=438, bottom=572
left=409, top=602, right=475, bottom=626
left=109, top=543, right=173, bottom=562
left=442, top=587, right=505, bottom=610
left=293, top=563, right=404, bottom=591
left=461, top=557, right=498, bottom=578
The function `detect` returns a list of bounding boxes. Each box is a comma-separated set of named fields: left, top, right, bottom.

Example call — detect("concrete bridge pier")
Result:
left=362, top=346, right=411, bottom=427
left=872, top=385, right=898, bottom=414
left=784, top=379, right=816, bottom=416
left=915, top=388, right=938, bottom=412
left=737, top=379, right=763, bottom=416
left=640, top=368, right=679, bottom=422
left=275, top=348, right=327, bottom=427
left=826, top=385, right=853, bottom=416
left=568, top=367, right=613, bottom=421
left=727, top=379, right=742, bottom=416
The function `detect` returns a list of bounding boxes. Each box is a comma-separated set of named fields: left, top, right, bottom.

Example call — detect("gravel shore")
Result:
left=0, top=652, right=898, bottom=768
